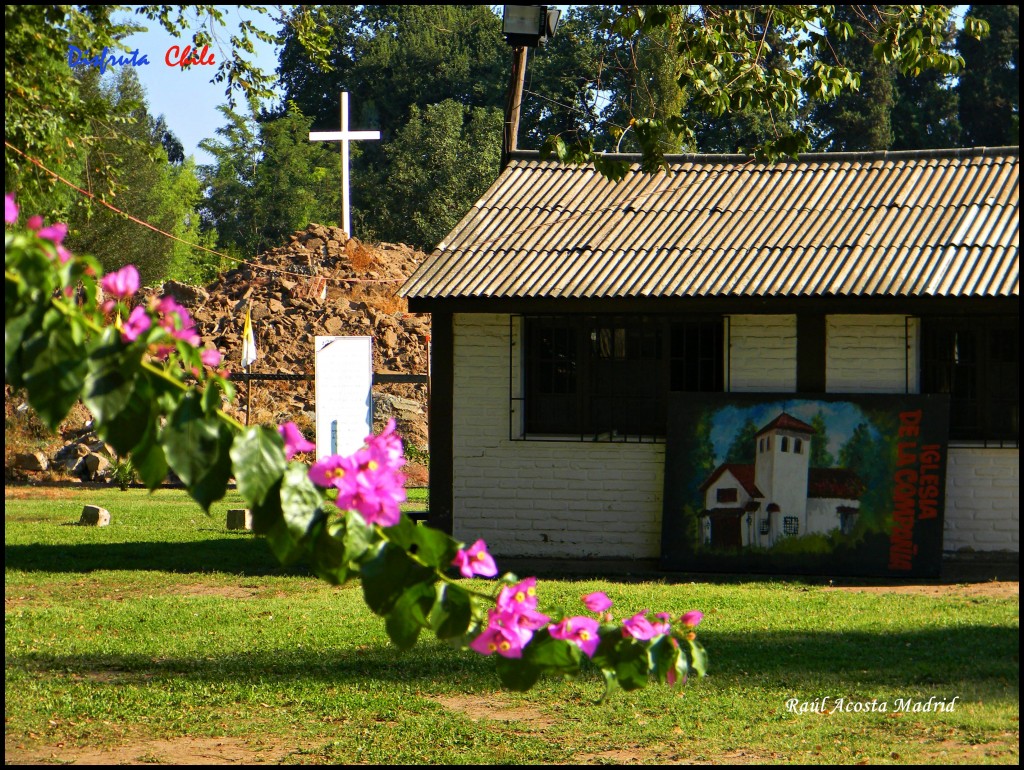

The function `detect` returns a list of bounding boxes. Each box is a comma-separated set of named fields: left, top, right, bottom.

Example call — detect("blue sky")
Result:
left=114, top=6, right=284, bottom=165
left=708, top=400, right=881, bottom=465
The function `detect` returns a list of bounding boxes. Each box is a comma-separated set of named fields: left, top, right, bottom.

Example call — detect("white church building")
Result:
left=699, top=413, right=865, bottom=549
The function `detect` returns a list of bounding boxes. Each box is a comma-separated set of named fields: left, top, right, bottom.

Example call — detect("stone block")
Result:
left=227, top=509, right=253, bottom=530
left=14, top=451, right=48, bottom=471
left=79, top=505, right=110, bottom=526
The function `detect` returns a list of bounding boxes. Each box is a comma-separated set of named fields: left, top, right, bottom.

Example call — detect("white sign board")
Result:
left=314, top=336, right=373, bottom=459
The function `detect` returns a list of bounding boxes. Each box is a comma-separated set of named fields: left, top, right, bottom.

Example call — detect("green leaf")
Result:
left=343, top=509, right=377, bottom=564
left=159, top=391, right=233, bottom=511
left=384, top=513, right=460, bottom=571
left=22, top=310, right=88, bottom=429
left=230, top=426, right=287, bottom=507
left=384, top=581, right=437, bottom=650
left=687, top=637, right=708, bottom=678
left=280, top=462, right=323, bottom=539
left=593, top=156, right=629, bottom=183
left=614, top=641, right=651, bottom=691
left=523, top=632, right=580, bottom=675
left=495, top=654, right=543, bottom=691
left=128, top=413, right=169, bottom=490
left=430, top=583, right=473, bottom=640
left=82, top=326, right=142, bottom=426
left=361, top=542, right=436, bottom=616
left=651, top=636, right=686, bottom=685
left=309, top=520, right=352, bottom=585
left=250, top=477, right=284, bottom=536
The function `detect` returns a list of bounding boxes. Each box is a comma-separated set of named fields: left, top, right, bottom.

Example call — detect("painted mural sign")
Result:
left=661, top=393, right=950, bottom=577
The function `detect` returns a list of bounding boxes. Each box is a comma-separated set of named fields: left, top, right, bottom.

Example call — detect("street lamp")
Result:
left=502, top=5, right=561, bottom=47
left=500, top=6, right=561, bottom=167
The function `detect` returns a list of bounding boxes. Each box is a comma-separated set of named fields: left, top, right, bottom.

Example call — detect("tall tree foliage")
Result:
left=957, top=5, right=1019, bottom=147
left=38, top=66, right=210, bottom=286
left=369, top=100, right=503, bottom=248
left=540, top=5, right=989, bottom=173
left=805, top=6, right=896, bottom=151
left=522, top=5, right=690, bottom=155
left=199, top=102, right=342, bottom=258
left=274, top=5, right=510, bottom=248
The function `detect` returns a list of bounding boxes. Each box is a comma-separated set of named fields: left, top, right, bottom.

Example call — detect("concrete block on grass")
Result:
left=227, top=509, right=253, bottom=531
left=79, top=505, right=110, bottom=526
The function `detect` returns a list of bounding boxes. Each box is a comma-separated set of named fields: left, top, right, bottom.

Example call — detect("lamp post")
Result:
left=501, top=5, right=561, bottom=169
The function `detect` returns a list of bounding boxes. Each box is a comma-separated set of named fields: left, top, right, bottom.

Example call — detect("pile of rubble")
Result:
left=6, top=224, right=433, bottom=485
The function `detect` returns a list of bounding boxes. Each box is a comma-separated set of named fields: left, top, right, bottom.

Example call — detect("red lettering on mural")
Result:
left=165, top=44, right=215, bottom=68
left=889, top=410, right=926, bottom=570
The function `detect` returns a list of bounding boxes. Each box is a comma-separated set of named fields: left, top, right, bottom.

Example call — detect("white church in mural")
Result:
left=699, top=413, right=865, bottom=549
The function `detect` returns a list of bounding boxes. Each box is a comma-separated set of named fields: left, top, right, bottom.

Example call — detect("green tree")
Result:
left=521, top=5, right=690, bottom=155
left=5, top=5, right=319, bottom=218
left=957, top=5, right=1019, bottom=147
left=837, top=419, right=895, bottom=532
left=542, top=5, right=988, bottom=173
left=275, top=5, right=509, bottom=247
left=809, top=411, right=834, bottom=469
left=199, top=102, right=341, bottom=258
left=724, top=419, right=759, bottom=465
left=368, top=100, right=503, bottom=249
left=805, top=6, right=896, bottom=151
left=62, top=67, right=207, bottom=285
left=198, top=104, right=261, bottom=257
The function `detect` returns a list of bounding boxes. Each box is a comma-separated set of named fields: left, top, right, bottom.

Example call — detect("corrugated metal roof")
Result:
left=400, top=147, right=1019, bottom=300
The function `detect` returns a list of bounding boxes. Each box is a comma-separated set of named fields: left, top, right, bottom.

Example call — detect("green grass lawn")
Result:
left=4, top=486, right=1019, bottom=765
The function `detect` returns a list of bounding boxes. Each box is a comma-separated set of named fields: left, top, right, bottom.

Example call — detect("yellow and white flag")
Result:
left=241, top=305, right=258, bottom=368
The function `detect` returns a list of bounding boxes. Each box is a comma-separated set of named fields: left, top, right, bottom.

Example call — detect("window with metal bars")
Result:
left=783, top=516, right=800, bottom=535
left=522, top=315, right=724, bottom=438
left=920, top=317, right=1019, bottom=444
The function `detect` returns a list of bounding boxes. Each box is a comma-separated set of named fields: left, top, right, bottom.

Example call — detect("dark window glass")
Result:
left=523, top=315, right=723, bottom=437
left=921, top=318, right=1018, bottom=442
left=716, top=487, right=738, bottom=503
left=783, top=516, right=800, bottom=535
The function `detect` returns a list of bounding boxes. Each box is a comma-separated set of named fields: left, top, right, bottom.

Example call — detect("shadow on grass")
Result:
left=6, top=626, right=1019, bottom=699
left=4, top=539, right=303, bottom=576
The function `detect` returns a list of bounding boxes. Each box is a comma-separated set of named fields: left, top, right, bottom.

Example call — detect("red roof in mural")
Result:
left=699, top=463, right=764, bottom=497
left=755, top=412, right=816, bottom=437
left=808, top=468, right=865, bottom=499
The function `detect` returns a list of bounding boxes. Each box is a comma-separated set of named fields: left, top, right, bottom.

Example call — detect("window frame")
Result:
left=517, top=314, right=725, bottom=440
left=920, top=316, right=1019, bottom=445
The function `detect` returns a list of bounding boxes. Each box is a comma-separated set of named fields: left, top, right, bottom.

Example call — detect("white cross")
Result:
left=309, top=92, right=381, bottom=237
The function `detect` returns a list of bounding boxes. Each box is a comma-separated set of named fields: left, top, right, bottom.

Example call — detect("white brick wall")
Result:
left=728, top=315, right=796, bottom=392
left=943, top=448, right=1020, bottom=553
left=826, top=315, right=919, bottom=393
left=448, top=313, right=1017, bottom=558
left=453, top=313, right=664, bottom=559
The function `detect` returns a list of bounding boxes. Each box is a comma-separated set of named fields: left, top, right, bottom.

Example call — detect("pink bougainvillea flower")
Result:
left=200, top=347, right=223, bottom=368
left=549, top=616, right=601, bottom=658
left=651, top=612, right=672, bottom=636
left=621, top=610, right=660, bottom=641
left=26, top=214, right=43, bottom=231
left=341, top=450, right=406, bottom=527
left=308, top=423, right=408, bottom=527
left=582, top=591, right=613, bottom=613
left=121, top=305, right=151, bottom=343
left=469, top=616, right=525, bottom=659
left=36, top=222, right=68, bottom=245
left=100, top=264, right=140, bottom=301
left=309, top=453, right=357, bottom=491
left=497, top=576, right=539, bottom=614
left=452, top=539, right=498, bottom=578
left=278, top=421, right=315, bottom=460
left=156, top=296, right=201, bottom=346
left=680, top=610, right=704, bottom=628
left=5, top=193, right=18, bottom=224
left=364, top=417, right=405, bottom=470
